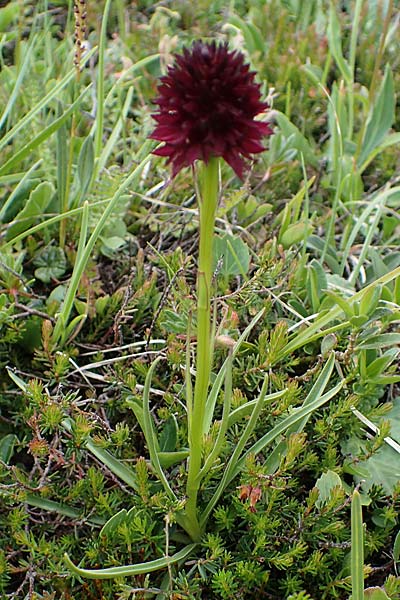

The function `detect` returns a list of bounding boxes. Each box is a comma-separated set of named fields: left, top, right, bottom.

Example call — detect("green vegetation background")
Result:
left=0, top=0, right=400, bottom=598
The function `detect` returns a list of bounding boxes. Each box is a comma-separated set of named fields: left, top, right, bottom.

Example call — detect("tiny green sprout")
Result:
left=26, top=379, right=45, bottom=406
left=111, top=422, right=130, bottom=447
left=39, top=403, right=64, bottom=434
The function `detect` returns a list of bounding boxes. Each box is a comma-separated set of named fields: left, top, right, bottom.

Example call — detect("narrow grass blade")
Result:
left=0, top=86, right=91, bottom=176
left=51, top=145, right=154, bottom=344
left=227, top=389, right=286, bottom=427
left=53, top=201, right=89, bottom=344
left=96, top=86, right=134, bottom=173
left=85, top=439, right=139, bottom=492
left=203, top=308, right=265, bottom=435
left=0, top=37, right=36, bottom=130
left=200, top=375, right=270, bottom=527
left=288, top=352, right=335, bottom=433
left=0, top=47, right=96, bottom=153
left=2, top=198, right=110, bottom=249
left=142, top=358, right=177, bottom=500
left=279, top=263, right=400, bottom=361
left=339, top=193, right=385, bottom=275
left=200, top=352, right=233, bottom=477
left=201, top=365, right=344, bottom=527
left=94, top=0, right=112, bottom=161
left=64, top=543, right=197, bottom=579
left=236, top=379, right=344, bottom=473
left=24, top=494, right=105, bottom=526
left=351, top=489, right=364, bottom=600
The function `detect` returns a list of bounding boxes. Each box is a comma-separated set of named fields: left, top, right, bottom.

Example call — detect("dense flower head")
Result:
left=151, top=40, right=272, bottom=178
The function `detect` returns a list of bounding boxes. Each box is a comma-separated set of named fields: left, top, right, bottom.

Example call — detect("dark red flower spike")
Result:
left=151, top=40, right=272, bottom=178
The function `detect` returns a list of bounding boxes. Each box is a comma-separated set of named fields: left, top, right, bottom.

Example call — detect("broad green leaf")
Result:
left=6, top=366, right=28, bottom=391
left=0, top=433, right=18, bottom=463
left=358, top=132, right=400, bottom=174
left=359, top=285, right=381, bottom=318
left=365, top=349, right=398, bottom=380
left=159, top=416, right=178, bottom=453
left=358, top=65, right=395, bottom=167
left=280, top=222, right=313, bottom=249
left=315, top=470, right=343, bottom=509
left=99, top=508, right=128, bottom=538
left=100, top=236, right=126, bottom=252
left=364, top=588, right=391, bottom=600
left=213, top=233, right=250, bottom=279
left=0, top=2, right=19, bottom=32
left=274, top=112, right=318, bottom=167
left=77, top=134, right=95, bottom=202
left=355, top=403, right=400, bottom=494
left=355, top=333, right=400, bottom=350
left=33, top=246, right=67, bottom=283
left=6, top=181, right=54, bottom=239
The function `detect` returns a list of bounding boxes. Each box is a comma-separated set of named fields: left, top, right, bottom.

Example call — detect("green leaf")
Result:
left=213, top=234, right=250, bottom=279
left=355, top=402, right=400, bottom=494
left=158, top=450, right=189, bottom=468
left=280, top=222, right=313, bottom=249
left=6, top=181, right=54, bottom=239
left=327, top=2, right=352, bottom=84
left=99, top=508, right=128, bottom=538
left=64, top=543, right=197, bottom=579
left=77, top=134, right=95, bottom=201
left=0, top=433, right=18, bottom=463
left=227, top=14, right=264, bottom=55
left=358, top=65, right=395, bottom=167
left=0, top=2, right=19, bottom=32
left=315, top=470, right=343, bottom=509
left=0, top=46, right=96, bottom=154
left=306, top=259, right=328, bottom=311
left=25, top=494, right=105, bottom=525
left=100, top=236, right=126, bottom=252
left=364, top=588, right=391, bottom=600
left=142, top=358, right=177, bottom=500
left=365, top=349, right=398, bottom=380
left=274, top=112, right=318, bottom=167
left=0, top=88, right=91, bottom=176
left=159, top=416, right=178, bottom=452
left=33, top=246, right=67, bottom=283
left=359, top=285, right=381, bottom=318
left=355, top=333, right=400, bottom=350
left=393, top=530, right=400, bottom=563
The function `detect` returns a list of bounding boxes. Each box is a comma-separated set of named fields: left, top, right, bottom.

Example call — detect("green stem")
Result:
left=351, top=490, right=364, bottom=600
left=184, top=158, right=219, bottom=541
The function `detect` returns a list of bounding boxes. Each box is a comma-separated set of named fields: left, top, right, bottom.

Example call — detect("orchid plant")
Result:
left=65, top=40, right=344, bottom=579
